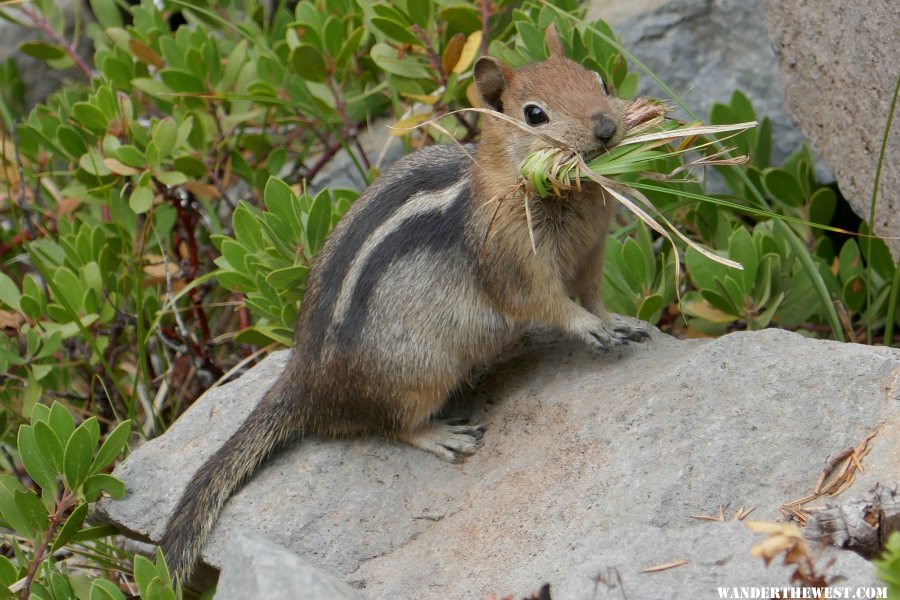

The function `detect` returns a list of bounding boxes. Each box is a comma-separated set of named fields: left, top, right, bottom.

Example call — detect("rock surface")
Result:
left=765, top=0, right=900, bottom=258
left=96, top=328, right=899, bottom=598
left=607, top=0, right=815, bottom=172
left=214, top=532, right=363, bottom=600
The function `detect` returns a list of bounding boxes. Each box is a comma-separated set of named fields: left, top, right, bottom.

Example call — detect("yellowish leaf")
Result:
left=401, top=92, right=440, bottom=105
left=128, top=39, right=164, bottom=68
left=441, top=33, right=465, bottom=76
left=452, top=31, right=482, bottom=74
left=184, top=181, right=219, bottom=200
left=390, top=112, right=433, bottom=136
left=682, top=299, right=736, bottom=323
left=103, top=158, right=139, bottom=176
left=0, top=310, right=24, bottom=330
left=466, top=82, right=483, bottom=108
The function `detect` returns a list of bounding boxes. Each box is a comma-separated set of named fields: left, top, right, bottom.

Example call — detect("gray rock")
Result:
left=612, top=0, right=815, bottom=172
left=96, top=328, right=899, bottom=598
left=764, top=0, right=900, bottom=258
left=214, top=532, right=363, bottom=600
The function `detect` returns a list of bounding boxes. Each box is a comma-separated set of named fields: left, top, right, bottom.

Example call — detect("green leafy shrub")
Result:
left=876, top=532, right=900, bottom=599
left=0, top=0, right=898, bottom=595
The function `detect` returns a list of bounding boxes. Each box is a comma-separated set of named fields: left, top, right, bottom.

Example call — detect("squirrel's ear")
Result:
left=545, top=23, right=564, bottom=58
left=474, top=57, right=512, bottom=113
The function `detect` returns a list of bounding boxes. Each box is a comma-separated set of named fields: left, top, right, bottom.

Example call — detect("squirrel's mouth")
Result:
left=582, top=145, right=615, bottom=163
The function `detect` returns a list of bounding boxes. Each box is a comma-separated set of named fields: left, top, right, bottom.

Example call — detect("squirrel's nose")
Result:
left=593, top=113, right=617, bottom=143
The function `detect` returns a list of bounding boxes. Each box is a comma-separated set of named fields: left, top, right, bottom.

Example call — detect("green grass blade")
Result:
left=868, top=74, right=899, bottom=345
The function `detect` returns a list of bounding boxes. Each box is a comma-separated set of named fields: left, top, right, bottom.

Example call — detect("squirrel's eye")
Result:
left=524, top=104, right=549, bottom=126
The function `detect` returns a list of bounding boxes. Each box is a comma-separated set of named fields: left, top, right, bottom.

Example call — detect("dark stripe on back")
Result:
left=302, top=144, right=474, bottom=352
left=333, top=182, right=471, bottom=349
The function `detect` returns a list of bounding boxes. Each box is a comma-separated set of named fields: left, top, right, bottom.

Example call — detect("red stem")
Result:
left=17, top=5, right=92, bottom=81
left=20, top=493, right=75, bottom=600
left=480, top=0, right=491, bottom=55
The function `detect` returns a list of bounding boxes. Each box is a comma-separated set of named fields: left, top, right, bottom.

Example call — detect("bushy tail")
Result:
left=160, top=381, right=299, bottom=581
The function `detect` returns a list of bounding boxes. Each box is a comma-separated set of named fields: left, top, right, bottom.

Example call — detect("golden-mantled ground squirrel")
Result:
left=161, top=24, right=650, bottom=580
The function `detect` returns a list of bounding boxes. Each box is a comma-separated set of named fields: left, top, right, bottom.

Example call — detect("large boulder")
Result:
left=591, top=0, right=814, bottom=171
left=765, top=0, right=900, bottom=257
left=95, top=328, right=898, bottom=597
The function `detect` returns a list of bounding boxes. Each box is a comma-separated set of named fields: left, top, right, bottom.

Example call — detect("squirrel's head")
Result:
left=473, top=24, right=625, bottom=172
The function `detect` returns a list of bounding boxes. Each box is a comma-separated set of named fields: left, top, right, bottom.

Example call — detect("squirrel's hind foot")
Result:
left=404, top=421, right=486, bottom=463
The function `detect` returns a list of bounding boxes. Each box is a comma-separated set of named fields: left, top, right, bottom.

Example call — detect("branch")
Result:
left=20, top=492, right=75, bottom=600
left=16, top=5, right=93, bottom=81
left=480, top=0, right=491, bottom=55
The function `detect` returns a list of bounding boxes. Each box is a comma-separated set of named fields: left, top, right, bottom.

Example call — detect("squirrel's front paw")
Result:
left=571, top=314, right=650, bottom=352
left=610, top=315, right=651, bottom=344
left=570, top=315, right=620, bottom=352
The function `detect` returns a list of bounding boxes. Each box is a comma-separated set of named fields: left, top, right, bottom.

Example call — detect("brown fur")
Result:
left=160, top=24, right=649, bottom=582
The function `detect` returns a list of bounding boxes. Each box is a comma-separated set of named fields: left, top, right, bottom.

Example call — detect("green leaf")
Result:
left=370, top=43, right=431, bottom=79
left=68, top=524, right=118, bottom=543
left=0, top=555, right=17, bottom=586
left=51, top=267, right=84, bottom=313
left=14, top=489, right=48, bottom=537
left=621, top=238, right=647, bottom=291
left=439, top=5, right=481, bottom=35
left=48, top=402, right=75, bottom=442
left=290, top=45, right=327, bottom=83
left=0, top=475, right=36, bottom=537
left=637, top=294, right=663, bottom=322
left=306, top=192, right=332, bottom=254
left=18, top=41, right=67, bottom=61
left=72, top=102, right=109, bottom=133
left=18, top=425, right=57, bottom=494
left=728, top=227, right=758, bottom=293
left=89, top=0, right=123, bottom=28
left=129, top=185, right=154, bottom=214
left=63, top=421, right=94, bottom=490
left=83, top=474, right=125, bottom=502
left=34, top=420, right=65, bottom=474
left=51, top=501, right=88, bottom=552
left=57, top=125, right=88, bottom=159
left=335, top=26, right=364, bottom=69
left=838, top=239, right=863, bottom=282
left=151, top=118, right=177, bottom=157
left=807, top=187, right=836, bottom=225
left=31, top=403, right=51, bottom=425
left=79, top=150, right=112, bottom=177
left=406, top=0, right=432, bottom=27
left=841, top=276, right=867, bottom=313
left=159, top=68, right=206, bottom=94
left=371, top=17, right=422, bottom=46
left=516, top=21, right=547, bottom=60
left=133, top=555, right=156, bottom=596
left=156, top=171, right=187, bottom=186
left=90, top=579, right=126, bottom=600
left=90, top=420, right=130, bottom=475
left=321, top=16, right=344, bottom=58
left=0, top=272, right=21, bottom=310
left=232, top=204, right=264, bottom=249
left=131, top=78, right=175, bottom=101
left=266, top=266, right=309, bottom=290
left=115, top=145, right=145, bottom=168
left=763, top=168, right=804, bottom=207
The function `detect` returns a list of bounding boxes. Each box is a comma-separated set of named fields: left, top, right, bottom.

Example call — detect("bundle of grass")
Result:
left=518, top=97, right=756, bottom=277
left=394, top=98, right=757, bottom=287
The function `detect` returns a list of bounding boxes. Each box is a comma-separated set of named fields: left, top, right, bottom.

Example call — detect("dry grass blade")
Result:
left=779, top=430, right=878, bottom=523
left=746, top=521, right=836, bottom=586
left=640, top=559, right=689, bottom=573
